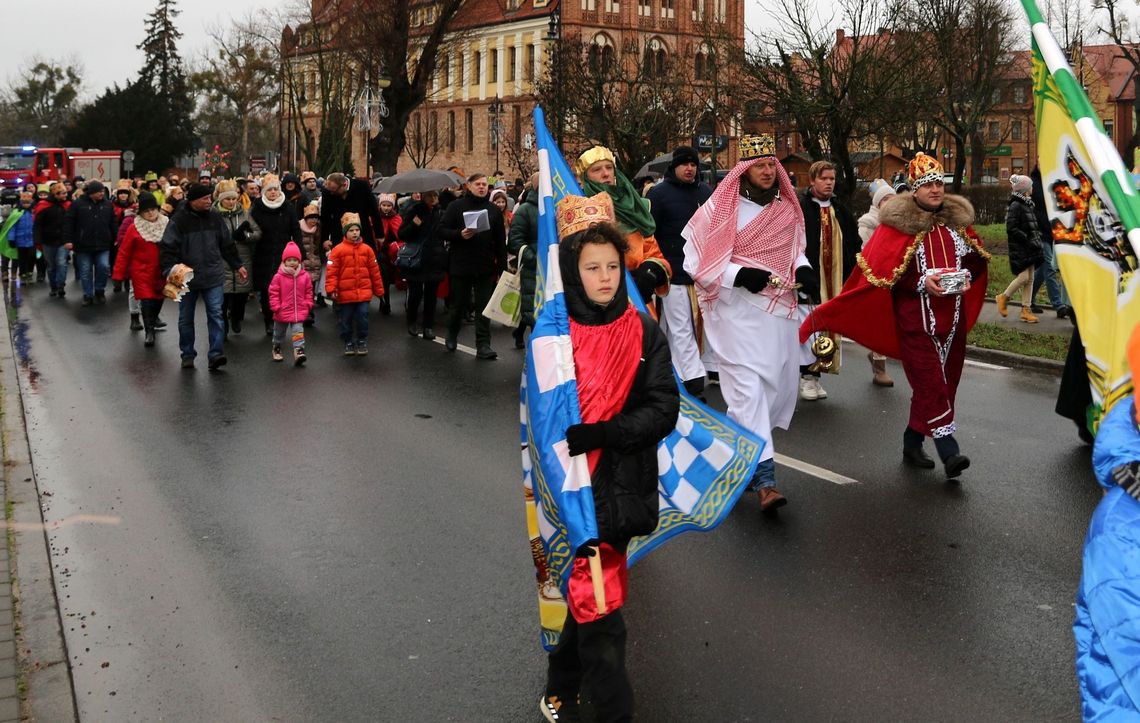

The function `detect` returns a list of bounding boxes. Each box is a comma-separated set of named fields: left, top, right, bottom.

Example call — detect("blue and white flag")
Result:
left=521, top=107, right=765, bottom=650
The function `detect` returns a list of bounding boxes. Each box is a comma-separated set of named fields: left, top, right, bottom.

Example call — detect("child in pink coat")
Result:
left=268, top=241, right=315, bottom=366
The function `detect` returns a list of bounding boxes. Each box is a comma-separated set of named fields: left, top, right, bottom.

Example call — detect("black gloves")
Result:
left=734, top=267, right=771, bottom=294
left=232, top=221, right=251, bottom=242
left=566, top=422, right=607, bottom=456
left=795, top=266, right=820, bottom=301
left=634, top=262, right=666, bottom=300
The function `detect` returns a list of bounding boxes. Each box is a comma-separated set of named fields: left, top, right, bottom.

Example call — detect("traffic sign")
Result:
left=696, top=134, right=728, bottom=150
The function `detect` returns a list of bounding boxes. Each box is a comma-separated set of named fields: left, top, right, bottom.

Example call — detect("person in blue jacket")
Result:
left=1075, top=339, right=1140, bottom=719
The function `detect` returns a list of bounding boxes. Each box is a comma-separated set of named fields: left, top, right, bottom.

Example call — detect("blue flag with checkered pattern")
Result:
left=521, top=108, right=766, bottom=650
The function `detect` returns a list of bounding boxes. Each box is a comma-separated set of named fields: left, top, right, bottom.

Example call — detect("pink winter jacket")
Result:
left=268, top=264, right=315, bottom=323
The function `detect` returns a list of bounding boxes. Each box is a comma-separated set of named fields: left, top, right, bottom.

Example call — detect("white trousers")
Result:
left=659, top=286, right=706, bottom=383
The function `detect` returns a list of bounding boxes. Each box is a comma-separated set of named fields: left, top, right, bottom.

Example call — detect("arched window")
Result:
left=695, top=42, right=715, bottom=81
left=465, top=109, right=474, bottom=152
left=588, top=33, right=616, bottom=73
left=643, top=38, right=667, bottom=78
left=448, top=111, right=456, bottom=152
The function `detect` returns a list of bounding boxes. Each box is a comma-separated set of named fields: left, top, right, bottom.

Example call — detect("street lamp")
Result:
left=354, top=71, right=391, bottom=176
left=488, top=96, right=504, bottom=178
left=545, top=7, right=564, bottom=149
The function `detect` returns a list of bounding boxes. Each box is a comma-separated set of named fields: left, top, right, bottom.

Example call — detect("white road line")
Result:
left=774, top=453, right=859, bottom=485
left=964, top=358, right=1010, bottom=370
left=429, top=336, right=477, bottom=356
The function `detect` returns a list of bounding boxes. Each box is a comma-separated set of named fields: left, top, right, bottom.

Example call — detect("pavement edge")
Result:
left=0, top=287, right=79, bottom=722
left=965, top=345, right=1064, bottom=374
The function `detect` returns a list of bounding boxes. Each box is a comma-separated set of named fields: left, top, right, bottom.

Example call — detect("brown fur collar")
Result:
left=878, top=192, right=975, bottom=235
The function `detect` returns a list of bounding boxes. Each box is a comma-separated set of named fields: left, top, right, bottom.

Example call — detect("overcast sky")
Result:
left=1, top=0, right=1043, bottom=100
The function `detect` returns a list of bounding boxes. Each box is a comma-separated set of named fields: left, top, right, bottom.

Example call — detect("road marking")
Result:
left=429, top=337, right=477, bottom=356
left=3, top=514, right=122, bottom=531
left=964, top=359, right=1010, bottom=370
left=774, top=453, right=859, bottom=485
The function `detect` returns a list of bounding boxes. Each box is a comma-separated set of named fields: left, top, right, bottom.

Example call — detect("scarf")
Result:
left=134, top=214, right=169, bottom=243
left=684, top=158, right=805, bottom=316
left=1012, top=191, right=1033, bottom=205
left=261, top=194, right=286, bottom=210
left=740, top=179, right=778, bottom=206
left=581, top=169, right=656, bottom=237
left=277, top=262, right=302, bottom=277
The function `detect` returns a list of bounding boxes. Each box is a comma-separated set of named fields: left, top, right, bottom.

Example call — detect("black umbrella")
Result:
left=635, top=151, right=711, bottom=179
left=372, top=168, right=465, bottom=194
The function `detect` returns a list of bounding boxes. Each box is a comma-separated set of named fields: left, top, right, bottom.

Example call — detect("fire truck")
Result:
left=0, top=146, right=124, bottom=204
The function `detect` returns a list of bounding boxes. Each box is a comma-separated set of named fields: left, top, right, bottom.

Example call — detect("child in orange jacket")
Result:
left=326, top=212, right=384, bottom=356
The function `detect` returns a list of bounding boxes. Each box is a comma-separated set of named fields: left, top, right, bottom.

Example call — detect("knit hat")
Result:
left=144, top=171, right=158, bottom=182
left=282, top=241, right=302, bottom=262
left=341, top=212, right=362, bottom=233
left=378, top=193, right=397, bottom=206
left=84, top=180, right=106, bottom=196
left=137, top=191, right=160, bottom=213
left=871, top=184, right=896, bottom=209
left=303, top=203, right=320, bottom=219
left=300, top=171, right=317, bottom=182
left=669, top=146, right=700, bottom=170
left=1010, top=174, right=1032, bottom=194
left=262, top=173, right=282, bottom=191
left=213, top=179, right=240, bottom=202
left=187, top=183, right=213, bottom=202
left=198, top=169, right=212, bottom=180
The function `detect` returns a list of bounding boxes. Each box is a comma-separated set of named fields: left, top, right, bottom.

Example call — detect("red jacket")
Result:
left=269, top=264, right=315, bottom=323
left=378, top=214, right=402, bottom=246
left=325, top=239, right=384, bottom=303
left=111, top=217, right=166, bottom=300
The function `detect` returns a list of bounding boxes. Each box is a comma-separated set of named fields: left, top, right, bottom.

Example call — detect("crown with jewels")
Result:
left=739, top=134, right=776, bottom=161
left=907, top=152, right=944, bottom=188
left=556, top=192, right=615, bottom=241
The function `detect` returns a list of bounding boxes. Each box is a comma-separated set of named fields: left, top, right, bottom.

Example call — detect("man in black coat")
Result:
left=646, top=146, right=713, bottom=396
left=438, top=172, right=506, bottom=359
left=320, top=172, right=383, bottom=251
left=796, top=160, right=860, bottom=401
left=160, top=184, right=248, bottom=370
left=63, top=180, right=118, bottom=305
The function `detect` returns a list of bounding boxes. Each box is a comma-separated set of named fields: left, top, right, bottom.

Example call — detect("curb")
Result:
left=0, top=286, right=78, bottom=722
left=965, top=344, right=1064, bottom=374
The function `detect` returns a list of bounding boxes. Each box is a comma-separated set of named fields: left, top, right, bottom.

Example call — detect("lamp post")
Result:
left=488, top=96, right=504, bottom=178
left=545, top=6, right=564, bottom=149
left=353, top=71, right=391, bottom=177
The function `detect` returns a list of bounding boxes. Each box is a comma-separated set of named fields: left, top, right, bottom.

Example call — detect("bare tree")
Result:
left=403, top=111, right=440, bottom=168
left=917, top=0, right=1020, bottom=191
left=1094, top=0, right=1140, bottom=164
left=744, top=0, right=934, bottom=200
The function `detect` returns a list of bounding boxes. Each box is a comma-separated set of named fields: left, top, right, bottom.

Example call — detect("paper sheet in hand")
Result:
left=463, top=209, right=490, bottom=232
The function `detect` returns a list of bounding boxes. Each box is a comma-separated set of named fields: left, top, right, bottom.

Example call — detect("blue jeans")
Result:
left=1032, top=241, right=1068, bottom=309
left=74, top=250, right=110, bottom=298
left=748, top=459, right=777, bottom=490
left=337, top=301, right=370, bottom=343
left=42, top=245, right=68, bottom=290
left=178, top=285, right=226, bottom=361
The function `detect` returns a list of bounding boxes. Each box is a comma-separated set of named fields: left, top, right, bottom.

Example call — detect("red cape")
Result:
left=799, top=223, right=988, bottom=359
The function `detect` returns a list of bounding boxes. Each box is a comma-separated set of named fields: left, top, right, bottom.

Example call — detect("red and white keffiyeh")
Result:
left=684, top=158, right=804, bottom=316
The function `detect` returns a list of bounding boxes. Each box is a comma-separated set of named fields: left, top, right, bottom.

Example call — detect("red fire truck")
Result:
left=0, top=146, right=124, bottom=203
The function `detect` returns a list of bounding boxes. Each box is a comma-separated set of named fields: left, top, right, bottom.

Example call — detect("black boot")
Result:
left=933, top=434, right=970, bottom=478
left=902, top=427, right=935, bottom=469
left=142, top=308, right=157, bottom=347
left=130, top=313, right=142, bottom=331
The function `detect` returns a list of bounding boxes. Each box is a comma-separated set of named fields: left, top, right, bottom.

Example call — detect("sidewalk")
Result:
left=975, top=297, right=1075, bottom=336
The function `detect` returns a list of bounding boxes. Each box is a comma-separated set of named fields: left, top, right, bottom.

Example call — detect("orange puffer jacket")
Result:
left=326, top=239, right=385, bottom=303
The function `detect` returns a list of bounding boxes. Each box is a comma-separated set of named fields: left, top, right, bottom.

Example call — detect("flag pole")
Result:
left=589, top=546, right=606, bottom=614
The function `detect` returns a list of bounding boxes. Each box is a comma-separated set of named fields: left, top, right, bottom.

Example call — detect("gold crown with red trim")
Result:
left=907, top=152, right=944, bottom=188
left=739, top=134, right=776, bottom=161
left=556, top=192, right=615, bottom=241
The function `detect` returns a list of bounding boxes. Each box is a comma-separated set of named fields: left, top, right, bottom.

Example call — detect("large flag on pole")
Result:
left=1022, top=0, right=1140, bottom=427
left=520, top=107, right=765, bottom=650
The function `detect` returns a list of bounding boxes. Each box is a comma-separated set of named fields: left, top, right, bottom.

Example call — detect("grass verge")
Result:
left=967, top=321, right=1069, bottom=361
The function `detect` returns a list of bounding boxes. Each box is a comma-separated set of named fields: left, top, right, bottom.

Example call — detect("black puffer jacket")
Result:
left=506, top=190, right=538, bottom=325
left=63, top=194, right=117, bottom=251
left=593, top=314, right=680, bottom=546
left=33, top=198, right=68, bottom=246
left=251, top=198, right=302, bottom=288
left=397, top=201, right=447, bottom=283
left=646, top=170, right=712, bottom=285
left=1005, top=194, right=1045, bottom=275
left=159, top=205, right=244, bottom=290
left=439, top=193, right=506, bottom=277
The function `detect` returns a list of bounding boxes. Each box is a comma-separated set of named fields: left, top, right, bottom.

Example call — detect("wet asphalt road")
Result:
left=4, top=280, right=1096, bottom=722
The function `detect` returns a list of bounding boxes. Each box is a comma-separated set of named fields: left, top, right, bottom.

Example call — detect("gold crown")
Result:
left=341, top=211, right=362, bottom=231
left=907, top=152, right=944, bottom=188
left=556, top=192, right=615, bottom=241
left=576, top=146, right=616, bottom=179
left=739, top=134, right=776, bottom=161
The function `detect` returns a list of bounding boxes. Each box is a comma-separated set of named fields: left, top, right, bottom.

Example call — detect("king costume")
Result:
left=801, top=154, right=989, bottom=477
left=682, top=134, right=807, bottom=510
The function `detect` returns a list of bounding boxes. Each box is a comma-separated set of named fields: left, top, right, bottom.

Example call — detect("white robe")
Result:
left=682, top=196, right=807, bottom=463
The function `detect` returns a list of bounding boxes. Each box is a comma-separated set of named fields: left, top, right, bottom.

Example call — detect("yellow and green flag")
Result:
left=1023, top=0, right=1140, bottom=428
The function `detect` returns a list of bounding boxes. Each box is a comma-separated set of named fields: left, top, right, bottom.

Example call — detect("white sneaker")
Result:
left=799, top=375, right=818, bottom=401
